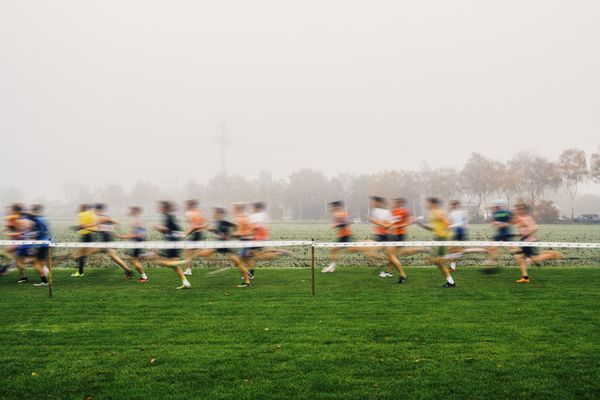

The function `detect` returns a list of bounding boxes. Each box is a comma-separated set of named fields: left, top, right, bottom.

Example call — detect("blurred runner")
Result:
left=512, top=203, right=562, bottom=283
left=183, top=200, right=207, bottom=276
left=369, top=196, right=407, bottom=284
left=416, top=197, right=456, bottom=288
left=116, top=206, right=149, bottom=283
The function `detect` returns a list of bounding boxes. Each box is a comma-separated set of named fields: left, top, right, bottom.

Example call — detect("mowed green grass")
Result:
left=1, top=266, right=600, bottom=400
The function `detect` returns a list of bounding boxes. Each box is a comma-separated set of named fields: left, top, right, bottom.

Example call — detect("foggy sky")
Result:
left=1, top=0, right=599, bottom=199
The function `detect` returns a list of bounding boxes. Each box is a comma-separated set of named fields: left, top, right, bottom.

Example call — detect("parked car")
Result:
left=574, top=214, right=600, bottom=224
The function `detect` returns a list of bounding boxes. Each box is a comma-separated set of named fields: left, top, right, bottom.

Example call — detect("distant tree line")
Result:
left=2, top=148, right=600, bottom=221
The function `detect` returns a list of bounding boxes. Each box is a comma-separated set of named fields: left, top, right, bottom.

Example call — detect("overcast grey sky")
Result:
left=1, top=0, right=599, bottom=199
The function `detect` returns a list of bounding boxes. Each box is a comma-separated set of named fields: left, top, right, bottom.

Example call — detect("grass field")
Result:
left=1, top=266, right=600, bottom=400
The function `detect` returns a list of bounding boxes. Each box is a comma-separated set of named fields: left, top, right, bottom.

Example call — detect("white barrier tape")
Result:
left=312, top=241, right=600, bottom=249
left=0, top=240, right=599, bottom=250
left=0, top=240, right=51, bottom=246
left=0, top=240, right=312, bottom=250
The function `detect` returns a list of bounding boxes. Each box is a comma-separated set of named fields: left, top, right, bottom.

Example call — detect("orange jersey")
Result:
left=235, top=214, right=253, bottom=239
left=186, top=209, right=205, bottom=231
left=333, top=210, right=352, bottom=238
left=391, top=207, right=411, bottom=235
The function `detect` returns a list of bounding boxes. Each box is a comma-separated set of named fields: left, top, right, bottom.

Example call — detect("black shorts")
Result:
left=81, top=233, right=94, bottom=243
left=189, top=231, right=204, bottom=241
left=374, top=234, right=389, bottom=242
left=389, top=234, right=406, bottom=242
left=161, top=248, right=181, bottom=259
left=494, top=231, right=514, bottom=242
left=30, top=246, right=48, bottom=261
left=517, top=246, right=539, bottom=258
left=131, top=248, right=142, bottom=258
left=337, top=235, right=353, bottom=243
left=99, top=232, right=113, bottom=242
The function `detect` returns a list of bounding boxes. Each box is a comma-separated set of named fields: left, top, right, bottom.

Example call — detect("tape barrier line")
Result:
left=312, top=241, right=600, bottom=249
left=0, top=240, right=313, bottom=249
left=0, top=240, right=599, bottom=250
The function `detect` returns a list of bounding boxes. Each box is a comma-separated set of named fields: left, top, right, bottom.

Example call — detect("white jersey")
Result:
left=450, top=209, right=469, bottom=229
left=249, top=211, right=270, bottom=227
left=370, top=208, right=393, bottom=224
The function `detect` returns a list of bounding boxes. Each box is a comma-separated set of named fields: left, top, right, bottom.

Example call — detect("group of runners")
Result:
left=324, top=196, right=562, bottom=287
left=1, top=196, right=562, bottom=290
left=1, top=201, right=288, bottom=289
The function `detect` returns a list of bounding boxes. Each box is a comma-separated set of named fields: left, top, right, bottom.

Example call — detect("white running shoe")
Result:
left=322, top=263, right=336, bottom=273
left=33, top=282, right=49, bottom=287
left=43, top=266, right=49, bottom=276
left=176, top=281, right=192, bottom=290
left=184, top=269, right=192, bottom=276
left=449, top=262, right=457, bottom=272
left=379, top=271, right=393, bottom=278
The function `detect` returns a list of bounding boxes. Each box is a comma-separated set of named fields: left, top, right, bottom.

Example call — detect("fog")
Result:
left=1, top=0, right=599, bottom=203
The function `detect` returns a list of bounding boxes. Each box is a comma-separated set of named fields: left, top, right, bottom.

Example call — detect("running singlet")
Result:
left=186, top=210, right=205, bottom=232
left=493, top=209, right=513, bottom=235
left=163, top=214, right=181, bottom=241
left=215, top=220, right=236, bottom=240
left=78, top=210, right=97, bottom=235
left=235, top=215, right=253, bottom=240
left=429, top=209, right=451, bottom=239
left=249, top=211, right=270, bottom=241
left=333, top=210, right=352, bottom=238
left=371, top=208, right=392, bottom=235
left=391, top=207, right=410, bottom=236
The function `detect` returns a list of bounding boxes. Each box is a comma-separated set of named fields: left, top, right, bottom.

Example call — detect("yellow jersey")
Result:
left=429, top=208, right=451, bottom=239
left=78, top=210, right=97, bottom=235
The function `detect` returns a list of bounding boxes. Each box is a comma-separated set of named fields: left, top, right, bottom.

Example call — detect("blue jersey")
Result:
left=27, top=215, right=51, bottom=242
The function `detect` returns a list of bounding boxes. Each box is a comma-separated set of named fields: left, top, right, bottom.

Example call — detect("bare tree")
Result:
left=591, top=148, right=600, bottom=183
left=497, top=161, right=521, bottom=207
left=558, top=148, right=588, bottom=219
left=511, top=152, right=561, bottom=214
left=460, top=153, right=497, bottom=214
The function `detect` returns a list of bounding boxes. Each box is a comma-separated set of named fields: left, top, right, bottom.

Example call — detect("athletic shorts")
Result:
left=17, top=245, right=32, bottom=258
left=433, top=237, right=447, bottom=257
left=32, top=246, right=49, bottom=261
left=130, top=240, right=144, bottom=258
left=81, top=233, right=94, bottom=243
left=239, top=238, right=253, bottom=258
left=453, top=227, right=467, bottom=241
left=389, top=234, right=406, bottom=242
left=516, top=240, right=539, bottom=258
left=161, top=239, right=181, bottom=259
left=99, top=232, right=113, bottom=242
left=189, top=231, right=204, bottom=241
left=337, top=235, right=353, bottom=243
left=374, top=234, right=389, bottom=242
left=493, top=231, right=514, bottom=242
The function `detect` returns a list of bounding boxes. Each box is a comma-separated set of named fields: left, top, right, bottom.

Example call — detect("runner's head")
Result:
left=129, top=206, right=142, bottom=217
left=392, top=198, right=406, bottom=208
left=79, top=203, right=91, bottom=212
left=95, top=203, right=106, bottom=213
left=233, top=203, right=246, bottom=214
left=449, top=200, right=460, bottom=210
left=427, top=197, right=442, bottom=209
left=31, top=204, right=43, bottom=216
left=11, top=203, right=24, bottom=215
left=329, top=200, right=344, bottom=212
left=514, top=203, right=530, bottom=216
left=158, top=201, right=174, bottom=214
left=186, top=200, right=198, bottom=211
left=213, top=207, right=226, bottom=220
left=253, top=202, right=266, bottom=212
left=369, top=196, right=386, bottom=209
